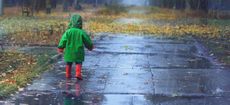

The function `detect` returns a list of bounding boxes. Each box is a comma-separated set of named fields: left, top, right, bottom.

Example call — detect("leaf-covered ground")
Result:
left=0, top=49, right=57, bottom=99
left=85, top=21, right=229, bottom=38
left=0, top=52, right=35, bottom=98
left=0, top=17, right=67, bottom=45
left=0, top=6, right=229, bottom=62
left=0, top=6, right=229, bottom=64
left=1, top=6, right=229, bottom=44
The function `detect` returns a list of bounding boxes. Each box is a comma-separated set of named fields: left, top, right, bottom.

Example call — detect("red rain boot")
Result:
left=76, top=64, right=82, bottom=80
left=65, top=65, right=72, bottom=78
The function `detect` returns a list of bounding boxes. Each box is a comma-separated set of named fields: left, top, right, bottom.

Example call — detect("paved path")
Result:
left=2, top=34, right=230, bottom=105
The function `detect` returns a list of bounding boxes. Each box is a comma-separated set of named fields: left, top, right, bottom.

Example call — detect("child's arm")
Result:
left=57, top=32, right=68, bottom=53
left=82, top=31, right=93, bottom=51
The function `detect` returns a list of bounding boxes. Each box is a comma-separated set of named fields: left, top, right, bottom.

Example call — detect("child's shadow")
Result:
left=63, top=79, right=84, bottom=105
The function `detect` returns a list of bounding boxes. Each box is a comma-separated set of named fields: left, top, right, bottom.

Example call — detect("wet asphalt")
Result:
left=1, top=34, right=230, bottom=105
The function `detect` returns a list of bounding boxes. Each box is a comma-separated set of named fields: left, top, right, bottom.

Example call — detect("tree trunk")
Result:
left=63, top=0, right=69, bottom=12
left=31, top=0, right=34, bottom=16
left=0, top=0, right=3, bottom=16
left=185, top=0, right=191, bottom=11
left=197, top=0, right=201, bottom=10
left=95, top=0, right=98, bottom=7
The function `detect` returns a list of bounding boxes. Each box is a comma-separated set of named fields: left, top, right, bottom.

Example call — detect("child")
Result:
left=58, top=14, right=93, bottom=80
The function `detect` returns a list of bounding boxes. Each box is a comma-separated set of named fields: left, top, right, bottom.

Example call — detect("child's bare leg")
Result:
left=66, top=62, right=72, bottom=78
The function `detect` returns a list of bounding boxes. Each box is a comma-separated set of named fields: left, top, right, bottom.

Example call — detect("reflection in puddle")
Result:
left=63, top=80, right=84, bottom=105
left=187, top=57, right=211, bottom=69
left=13, top=79, right=84, bottom=105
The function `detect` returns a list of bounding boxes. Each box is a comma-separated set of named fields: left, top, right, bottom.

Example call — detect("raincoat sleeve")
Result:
left=82, top=31, right=93, bottom=50
left=58, top=32, right=68, bottom=49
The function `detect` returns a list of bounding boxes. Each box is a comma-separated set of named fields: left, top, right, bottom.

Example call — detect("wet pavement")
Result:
left=1, top=34, right=230, bottom=105
left=114, top=18, right=144, bottom=24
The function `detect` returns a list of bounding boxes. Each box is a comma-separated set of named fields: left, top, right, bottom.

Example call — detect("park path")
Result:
left=1, top=34, right=230, bottom=105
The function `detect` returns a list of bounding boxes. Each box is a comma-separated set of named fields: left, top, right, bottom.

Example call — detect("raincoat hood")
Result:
left=68, top=14, right=83, bottom=29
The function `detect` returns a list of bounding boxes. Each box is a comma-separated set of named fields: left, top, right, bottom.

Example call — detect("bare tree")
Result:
left=0, top=0, right=3, bottom=16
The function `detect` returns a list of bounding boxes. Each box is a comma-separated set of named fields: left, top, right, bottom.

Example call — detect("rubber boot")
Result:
left=76, top=64, right=82, bottom=80
left=66, top=65, right=72, bottom=78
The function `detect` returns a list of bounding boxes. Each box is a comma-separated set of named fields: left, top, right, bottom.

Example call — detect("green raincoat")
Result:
left=58, top=14, right=93, bottom=62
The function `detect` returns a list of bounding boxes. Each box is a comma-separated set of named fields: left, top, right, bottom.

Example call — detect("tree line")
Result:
left=2, top=0, right=229, bottom=17
left=149, top=0, right=229, bottom=12
left=3, top=0, right=119, bottom=13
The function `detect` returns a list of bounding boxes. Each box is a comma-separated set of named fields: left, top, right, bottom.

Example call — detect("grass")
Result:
left=96, top=5, right=128, bottom=15
left=0, top=17, right=67, bottom=45
left=0, top=49, right=57, bottom=99
left=207, top=19, right=230, bottom=26
left=202, top=39, right=230, bottom=66
left=197, top=19, right=230, bottom=66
